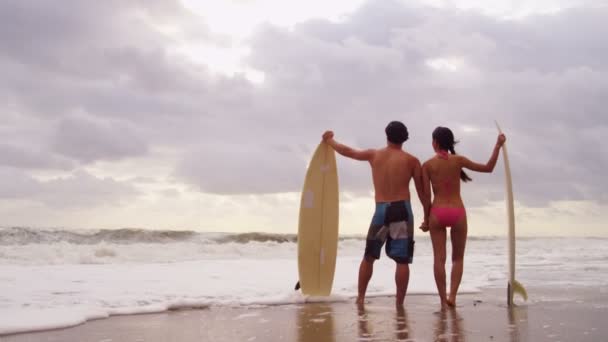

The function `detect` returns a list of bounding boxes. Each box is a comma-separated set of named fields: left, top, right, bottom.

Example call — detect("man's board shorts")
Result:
left=364, top=200, right=414, bottom=264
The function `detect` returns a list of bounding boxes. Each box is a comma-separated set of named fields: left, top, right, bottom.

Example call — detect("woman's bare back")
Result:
left=425, top=154, right=465, bottom=207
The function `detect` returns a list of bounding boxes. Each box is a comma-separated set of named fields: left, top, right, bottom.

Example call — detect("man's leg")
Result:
left=389, top=202, right=414, bottom=306
left=357, top=256, right=375, bottom=304
left=359, top=202, right=386, bottom=304
left=395, top=262, right=409, bottom=306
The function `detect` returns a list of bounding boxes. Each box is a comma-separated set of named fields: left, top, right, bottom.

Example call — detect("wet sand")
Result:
left=2, top=286, right=607, bottom=341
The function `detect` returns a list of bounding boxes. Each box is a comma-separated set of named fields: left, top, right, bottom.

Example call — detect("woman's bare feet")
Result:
left=438, top=296, right=449, bottom=308
left=446, top=294, right=456, bottom=307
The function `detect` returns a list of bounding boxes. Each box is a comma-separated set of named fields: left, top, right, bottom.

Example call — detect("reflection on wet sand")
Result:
left=357, top=303, right=373, bottom=340
left=297, top=304, right=336, bottom=342
left=395, top=305, right=411, bottom=341
left=357, top=303, right=411, bottom=341
left=508, top=305, right=529, bottom=342
left=433, top=308, right=464, bottom=342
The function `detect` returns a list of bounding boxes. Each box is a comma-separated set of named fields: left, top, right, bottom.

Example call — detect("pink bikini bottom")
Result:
left=431, top=207, right=466, bottom=227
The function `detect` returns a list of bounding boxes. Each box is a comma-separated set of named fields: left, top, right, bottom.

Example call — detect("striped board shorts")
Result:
left=364, top=200, right=414, bottom=264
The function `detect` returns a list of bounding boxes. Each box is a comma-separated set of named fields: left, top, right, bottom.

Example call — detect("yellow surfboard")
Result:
left=297, top=142, right=339, bottom=296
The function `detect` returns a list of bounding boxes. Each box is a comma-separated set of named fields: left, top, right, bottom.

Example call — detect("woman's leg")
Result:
left=429, top=214, right=447, bottom=306
left=447, top=213, right=468, bottom=306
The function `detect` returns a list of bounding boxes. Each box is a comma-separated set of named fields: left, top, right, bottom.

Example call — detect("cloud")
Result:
left=176, top=143, right=310, bottom=194
left=52, top=115, right=148, bottom=163
left=0, top=144, right=74, bottom=170
left=0, top=168, right=139, bottom=208
left=230, top=1, right=608, bottom=205
left=0, top=0, right=606, bottom=213
left=0, top=0, right=223, bottom=123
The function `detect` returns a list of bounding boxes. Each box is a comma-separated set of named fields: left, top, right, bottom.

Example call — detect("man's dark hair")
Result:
left=385, top=121, right=409, bottom=145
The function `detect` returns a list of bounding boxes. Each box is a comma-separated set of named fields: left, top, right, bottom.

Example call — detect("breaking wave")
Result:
left=0, top=227, right=364, bottom=246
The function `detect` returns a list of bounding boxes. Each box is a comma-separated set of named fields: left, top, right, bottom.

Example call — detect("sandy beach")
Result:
left=3, top=286, right=606, bottom=342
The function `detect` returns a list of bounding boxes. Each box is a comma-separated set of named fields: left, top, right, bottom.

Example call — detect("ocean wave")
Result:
left=0, top=227, right=197, bottom=245
left=4, top=227, right=599, bottom=248
left=214, top=233, right=366, bottom=244
left=0, top=227, right=367, bottom=246
left=215, top=232, right=297, bottom=244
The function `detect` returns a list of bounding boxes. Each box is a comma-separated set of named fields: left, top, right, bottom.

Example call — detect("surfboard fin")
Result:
left=294, top=281, right=301, bottom=291
left=512, top=279, right=528, bottom=302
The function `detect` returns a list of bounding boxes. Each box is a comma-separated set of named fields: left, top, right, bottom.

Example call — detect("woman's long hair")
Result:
left=432, top=126, right=472, bottom=182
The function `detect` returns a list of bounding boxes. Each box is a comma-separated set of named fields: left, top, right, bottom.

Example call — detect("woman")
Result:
left=421, top=127, right=506, bottom=307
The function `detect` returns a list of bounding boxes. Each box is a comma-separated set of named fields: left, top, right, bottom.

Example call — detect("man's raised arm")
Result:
left=322, top=131, right=375, bottom=161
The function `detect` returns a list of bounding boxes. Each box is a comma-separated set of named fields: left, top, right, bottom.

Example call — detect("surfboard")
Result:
left=495, top=122, right=528, bottom=306
left=297, top=142, right=339, bottom=296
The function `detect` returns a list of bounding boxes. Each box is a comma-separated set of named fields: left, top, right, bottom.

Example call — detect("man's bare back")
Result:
left=369, top=147, right=418, bottom=203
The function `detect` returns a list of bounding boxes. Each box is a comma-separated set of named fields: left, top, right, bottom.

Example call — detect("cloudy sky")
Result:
left=1, top=0, right=606, bottom=236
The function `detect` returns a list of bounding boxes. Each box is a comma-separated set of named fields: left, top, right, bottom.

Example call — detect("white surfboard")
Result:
left=297, top=142, right=339, bottom=296
left=496, top=122, right=528, bottom=306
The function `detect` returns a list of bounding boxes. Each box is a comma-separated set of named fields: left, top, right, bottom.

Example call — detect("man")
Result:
left=322, top=121, right=428, bottom=306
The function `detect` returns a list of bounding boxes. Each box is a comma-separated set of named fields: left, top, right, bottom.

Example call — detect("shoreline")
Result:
left=3, top=286, right=607, bottom=341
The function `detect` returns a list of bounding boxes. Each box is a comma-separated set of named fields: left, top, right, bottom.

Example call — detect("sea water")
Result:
left=0, top=227, right=606, bottom=334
